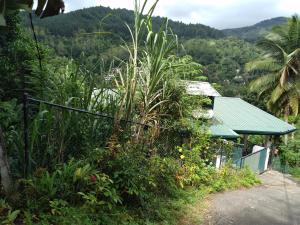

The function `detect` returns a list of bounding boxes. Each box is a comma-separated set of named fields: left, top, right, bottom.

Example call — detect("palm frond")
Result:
left=270, top=84, right=285, bottom=103
left=289, top=93, right=299, bottom=116
left=279, top=66, right=289, bottom=87
left=249, top=73, right=280, bottom=94
left=245, top=58, right=280, bottom=72
left=257, top=38, right=287, bottom=63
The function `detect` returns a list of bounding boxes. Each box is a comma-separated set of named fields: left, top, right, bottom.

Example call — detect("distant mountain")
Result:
left=222, top=17, right=288, bottom=42
left=20, top=6, right=225, bottom=58
left=23, top=6, right=224, bottom=40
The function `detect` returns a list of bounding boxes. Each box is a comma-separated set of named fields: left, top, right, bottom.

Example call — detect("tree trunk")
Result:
left=0, top=126, right=12, bottom=194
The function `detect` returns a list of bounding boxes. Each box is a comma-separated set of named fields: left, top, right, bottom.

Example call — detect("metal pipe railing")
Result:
left=22, top=93, right=149, bottom=177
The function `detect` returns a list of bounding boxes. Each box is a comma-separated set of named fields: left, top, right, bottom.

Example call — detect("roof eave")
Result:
left=233, top=128, right=297, bottom=136
left=211, top=135, right=239, bottom=139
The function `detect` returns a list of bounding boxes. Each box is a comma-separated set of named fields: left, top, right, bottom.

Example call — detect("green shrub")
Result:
left=0, top=199, right=21, bottom=225
left=280, top=139, right=300, bottom=168
left=20, top=159, right=120, bottom=213
left=176, top=136, right=216, bottom=188
left=210, top=165, right=261, bottom=192
left=289, top=167, right=300, bottom=178
left=149, top=156, right=180, bottom=197
left=109, top=144, right=181, bottom=206
left=3, top=147, right=261, bottom=224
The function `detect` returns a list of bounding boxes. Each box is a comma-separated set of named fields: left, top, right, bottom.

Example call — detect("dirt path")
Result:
left=204, top=170, right=300, bottom=225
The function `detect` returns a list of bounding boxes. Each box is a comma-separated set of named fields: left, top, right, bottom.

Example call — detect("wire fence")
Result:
left=271, top=156, right=290, bottom=174
left=22, top=93, right=148, bottom=177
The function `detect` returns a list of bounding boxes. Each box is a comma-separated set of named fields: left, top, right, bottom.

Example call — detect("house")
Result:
left=184, top=81, right=296, bottom=173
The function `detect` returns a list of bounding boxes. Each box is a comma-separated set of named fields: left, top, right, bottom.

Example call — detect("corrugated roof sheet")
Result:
left=184, top=81, right=221, bottom=97
left=210, top=124, right=240, bottom=139
left=213, top=97, right=296, bottom=135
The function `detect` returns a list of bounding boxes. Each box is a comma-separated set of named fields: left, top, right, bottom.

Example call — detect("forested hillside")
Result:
left=23, top=6, right=224, bottom=39
left=21, top=6, right=262, bottom=96
left=223, top=17, right=287, bottom=42
left=182, top=38, right=261, bottom=96
left=19, top=6, right=294, bottom=105
left=21, top=6, right=224, bottom=59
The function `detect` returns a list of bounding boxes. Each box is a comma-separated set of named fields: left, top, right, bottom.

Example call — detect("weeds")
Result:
left=0, top=1, right=262, bottom=224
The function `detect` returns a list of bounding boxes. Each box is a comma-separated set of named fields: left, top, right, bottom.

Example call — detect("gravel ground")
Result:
left=204, top=170, right=300, bottom=225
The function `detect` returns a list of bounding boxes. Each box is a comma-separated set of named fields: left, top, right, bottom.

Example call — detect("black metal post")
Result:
left=23, top=93, right=29, bottom=177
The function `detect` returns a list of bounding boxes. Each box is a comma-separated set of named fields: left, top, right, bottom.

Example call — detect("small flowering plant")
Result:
left=176, top=146, right=185, bottom=160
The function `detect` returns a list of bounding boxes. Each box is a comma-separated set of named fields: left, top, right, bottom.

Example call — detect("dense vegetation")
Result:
left=247, top=16, right=300, bottom=179
left=20, top=6, right=263, bottom=97
left=247, top=15, right=300, bottom=118
left=0, top=1, right=299, bottom=224
left=20, top=6, right=223, bottom=60
left=0, top=2, right=262, bottom=224
left=182, top=37, right=261, bottom=96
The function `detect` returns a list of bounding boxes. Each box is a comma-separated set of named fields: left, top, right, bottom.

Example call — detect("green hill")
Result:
left=21, top=6, right=224, bottom=58
left=24, top=6, right=224, bottom=39
left=222, top=17, right=287, bottom=42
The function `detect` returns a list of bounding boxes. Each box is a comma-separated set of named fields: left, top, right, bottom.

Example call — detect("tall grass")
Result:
left=113, top=0, right=184, bottom=147
left=6, top=57, right=120, bottom=175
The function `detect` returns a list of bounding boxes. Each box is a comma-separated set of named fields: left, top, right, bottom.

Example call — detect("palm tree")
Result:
left=246, top=15, right=300, bottom=120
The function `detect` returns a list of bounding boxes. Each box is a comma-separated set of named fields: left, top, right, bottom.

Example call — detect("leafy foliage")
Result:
left=19, top=5, right=223, bottom=62
left=0, top=1, right=263, bottom=224
left=280, top=139, right=300, bottom=167
left=247, top=15, right=300, bottom=117
left=182, top=37, right=261, bottom=96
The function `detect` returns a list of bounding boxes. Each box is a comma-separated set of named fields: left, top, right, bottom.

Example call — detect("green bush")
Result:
left=176, top=134, right=216, bottom=188
left=108, top=144, right=181, bottom=210
left=20, top=144, right=182, bottom=222
left=210, top=165, right=261, bottom=192
left=280, top=139, right=300, bottom=167
left=2, top=145, right=261, bottom=224
left=289, top=167, right=300, bottom=178
left=20, top=159, right=120, bottom=213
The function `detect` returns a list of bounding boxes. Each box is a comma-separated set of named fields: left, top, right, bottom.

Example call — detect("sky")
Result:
left=56, top=0, right=300, bottom=29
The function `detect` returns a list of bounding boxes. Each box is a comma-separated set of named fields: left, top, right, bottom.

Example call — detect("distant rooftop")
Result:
left=184, top=81, right=221, bottom=97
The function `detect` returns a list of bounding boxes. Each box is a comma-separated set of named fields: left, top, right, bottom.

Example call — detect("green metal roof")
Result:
left=213, top=97, right=296, bottom=135
left=210, top=123, right=240, bottom=139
